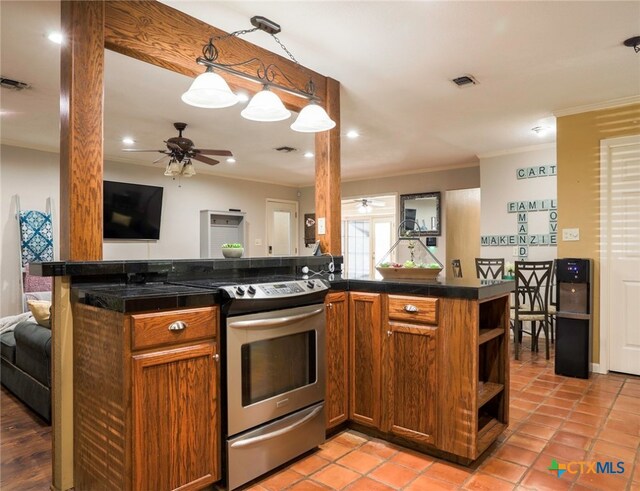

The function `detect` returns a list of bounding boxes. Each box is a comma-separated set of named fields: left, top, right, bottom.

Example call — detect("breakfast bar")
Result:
left=33, top=257, right=512, bottom=489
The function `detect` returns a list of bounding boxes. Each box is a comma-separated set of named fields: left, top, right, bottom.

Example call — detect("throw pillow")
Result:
left=27, top=300, right=51, bottom=328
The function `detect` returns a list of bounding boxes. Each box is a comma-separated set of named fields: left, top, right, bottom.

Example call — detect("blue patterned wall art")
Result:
left=19, top=210, right=54, bottom=266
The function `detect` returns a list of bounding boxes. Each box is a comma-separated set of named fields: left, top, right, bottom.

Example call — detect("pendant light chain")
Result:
left=271, top=34, right=299, bottom=64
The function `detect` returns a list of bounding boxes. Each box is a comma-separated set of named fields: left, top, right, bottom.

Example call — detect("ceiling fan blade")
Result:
left=193, top=149, right=233, bottom=157
left=122, top=149, right=167, bottom=153
left=192, top=154, right=220, bottom=166
left=152, top=154, right=170, bottom=164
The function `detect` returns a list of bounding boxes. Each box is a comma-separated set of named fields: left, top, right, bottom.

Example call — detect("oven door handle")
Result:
left=230, top=307, right=324, bottom=329
left=230, top=406, right=323, bottom=449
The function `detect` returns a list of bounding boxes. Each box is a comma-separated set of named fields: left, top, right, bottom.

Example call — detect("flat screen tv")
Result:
left=103, top=181, right=163, bottom=240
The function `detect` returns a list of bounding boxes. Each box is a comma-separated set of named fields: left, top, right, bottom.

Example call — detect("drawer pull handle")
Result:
left=168, top=321, right=187, bottom=331
left=404, top=304, right=419, bottom=313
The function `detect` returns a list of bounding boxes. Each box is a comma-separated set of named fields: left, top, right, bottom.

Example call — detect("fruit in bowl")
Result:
left=221, top=243, right=244, bottom=258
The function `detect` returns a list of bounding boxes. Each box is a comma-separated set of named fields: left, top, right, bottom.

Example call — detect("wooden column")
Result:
left=56, top=2, right=104, bottom=490
left=315, top=78, right=342, bottom=254
left=60, top=0, right=104, bottom=261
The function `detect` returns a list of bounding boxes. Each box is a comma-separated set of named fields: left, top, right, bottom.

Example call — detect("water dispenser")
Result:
left=555, top=258, right=593, bottom=378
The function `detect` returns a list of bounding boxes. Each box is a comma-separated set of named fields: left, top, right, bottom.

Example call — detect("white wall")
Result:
left=480, top=144, right=557, bottom=263
left=298, top=165, right=481, bottom=265
left=0, top=144, right=299, bottom=316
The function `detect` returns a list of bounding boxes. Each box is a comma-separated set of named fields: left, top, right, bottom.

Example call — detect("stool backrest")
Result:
left=475, top=258, right=504, bottom=280
left=515, top=260, right=553, bottom=315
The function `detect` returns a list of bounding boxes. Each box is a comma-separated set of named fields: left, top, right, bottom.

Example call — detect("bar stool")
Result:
left=512, top=260, right=553, bottom=360
left=475, top=258, right=505, bottom=280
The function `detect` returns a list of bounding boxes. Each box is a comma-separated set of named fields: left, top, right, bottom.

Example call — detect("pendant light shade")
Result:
left=165, top=159, right=182, bottom=177
left=182, top=160, right=196, bottom=177
left=241, top=87, right=291, bottom=122
left=291, top=102, right=336, bottom=133
left=181, top=70, right=239, bottom=109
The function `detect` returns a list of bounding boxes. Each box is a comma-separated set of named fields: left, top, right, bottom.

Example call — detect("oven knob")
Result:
left=247, top=286, right=256, bottom=295
left=307, top=281, right=315, bottom=289
left=235, top=287, right=245, bottom=296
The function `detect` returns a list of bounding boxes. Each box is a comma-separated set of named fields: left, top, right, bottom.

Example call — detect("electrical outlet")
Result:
left=562, top=228, right=580, bottom=241
left=317, top=217, right=326, bottom=235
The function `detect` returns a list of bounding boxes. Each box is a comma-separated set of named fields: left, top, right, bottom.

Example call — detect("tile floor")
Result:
left=248, top=341, right=640, bottom=491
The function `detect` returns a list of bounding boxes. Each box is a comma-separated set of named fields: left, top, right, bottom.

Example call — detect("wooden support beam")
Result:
left=315, top=78, right=342, bottom=255
left=60, top=0, right=104, bottom=261
left=104, top=1, right=326, bottom=112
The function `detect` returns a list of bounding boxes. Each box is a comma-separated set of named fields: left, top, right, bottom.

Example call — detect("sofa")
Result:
left=0, top=316, right=52, bottom=422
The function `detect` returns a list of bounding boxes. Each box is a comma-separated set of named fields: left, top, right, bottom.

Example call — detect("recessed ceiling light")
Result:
left=48, top=32, right=64, bottom=44
left=303, top=151, right=314, bottom=158
left=236, top=92, right=250, bottom=103
left=122, top=137, right=135, bottom=145
left=226, top=157, right=236, bottom=164
left=346, top=130, right=359, bottom=139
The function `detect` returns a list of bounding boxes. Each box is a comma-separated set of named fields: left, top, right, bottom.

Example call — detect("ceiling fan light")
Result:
left=291, top=102, right=336, bottom=133
left=166, top=159, right=182, bottom=176
left=241, top=88, right=291, bottom=122
left=181, top=160, right=196, bottom=177
left=181, top=71, right=238, bottom=109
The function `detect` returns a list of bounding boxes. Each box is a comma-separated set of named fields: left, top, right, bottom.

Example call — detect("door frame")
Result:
left=598, top=134, right=640, bottom=374
left=265, top=198, right=299, bottom=256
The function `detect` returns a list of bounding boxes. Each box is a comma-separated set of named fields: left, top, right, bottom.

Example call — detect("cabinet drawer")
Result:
left=388, top=295, right=438, bottom=325
left=131, top=306, right=217, bottom=350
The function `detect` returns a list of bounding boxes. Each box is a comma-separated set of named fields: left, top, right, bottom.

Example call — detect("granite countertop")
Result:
left=75, top=274, right=513, bottom=312
left=76, top=283, right=219, bottom=313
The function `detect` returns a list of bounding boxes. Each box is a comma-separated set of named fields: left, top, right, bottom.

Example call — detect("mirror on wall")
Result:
left=400, top=192, right=441, bottom=236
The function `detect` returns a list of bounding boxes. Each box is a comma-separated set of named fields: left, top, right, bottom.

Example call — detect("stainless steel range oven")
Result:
left=220, top=279, right=329, bottom=490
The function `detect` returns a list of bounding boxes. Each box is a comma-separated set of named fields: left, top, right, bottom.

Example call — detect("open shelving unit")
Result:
left=475, top=294, right=510, bottom=457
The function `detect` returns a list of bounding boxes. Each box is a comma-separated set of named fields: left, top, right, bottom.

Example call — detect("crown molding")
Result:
left=553, top=95, right=640, bottom=118
left=478, top=142, right=556, bottom=160
left=340, top=161, right=479, bottom=185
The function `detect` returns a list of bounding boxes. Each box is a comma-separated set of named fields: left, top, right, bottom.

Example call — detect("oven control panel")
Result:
left=221, top=279, right=329, bottom=300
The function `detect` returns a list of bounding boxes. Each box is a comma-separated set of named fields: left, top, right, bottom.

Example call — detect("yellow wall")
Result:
left=557, top=103, right=640, bottom=363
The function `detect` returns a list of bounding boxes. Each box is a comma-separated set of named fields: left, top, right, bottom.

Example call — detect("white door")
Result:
left=266, top=199, right=298, bottom=256
left=601, top=135, right=640, bottom=375
left=342, top=216, right=394, bottom=280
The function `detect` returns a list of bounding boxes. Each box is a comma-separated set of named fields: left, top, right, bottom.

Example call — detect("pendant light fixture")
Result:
left=291, top=101, right=336, bottom=132
left=181, top=68, right=238, bottom=108
left=181, top=159, right=196, bottom=177
left=164, top=158, right=182, bottom=177
left=182, top=16, right=335, bottom=133
left=241, top=86, right=291, bottom=122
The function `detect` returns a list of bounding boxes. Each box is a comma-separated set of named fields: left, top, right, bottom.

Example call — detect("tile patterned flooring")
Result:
left=1, top=339, right=639, bottom=490
left=249, top=343, right=640, bottom=491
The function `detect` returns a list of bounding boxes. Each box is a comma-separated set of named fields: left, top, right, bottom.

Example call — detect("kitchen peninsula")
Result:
left=33, top=257, right=512, bottom=490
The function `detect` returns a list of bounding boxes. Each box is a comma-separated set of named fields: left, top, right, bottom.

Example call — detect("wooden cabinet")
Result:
left=325, top=292, right=349, bottom=429
left=73, top=304, right=220, bottom=491
left=132, top=343, right=219, bottom=490
left=385, top=321, right=438, bottom=445
left=384, top=295, right=439, bottom=445
left=349, top=292, right=382, bottom=428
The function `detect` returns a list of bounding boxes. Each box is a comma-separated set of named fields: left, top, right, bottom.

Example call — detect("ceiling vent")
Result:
left=451, top=75, right=478, bottom=88
left=274, top=146, right=297, bottom=153
left=1, top=77, right=31, bottom=91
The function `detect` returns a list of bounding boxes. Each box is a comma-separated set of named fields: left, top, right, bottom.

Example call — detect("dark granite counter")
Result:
left=75, top=283, right=219, bottom=313
left=73, top=273, right=513, bottom=312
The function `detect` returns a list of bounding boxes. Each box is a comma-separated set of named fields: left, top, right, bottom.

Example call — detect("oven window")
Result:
left=241, top=331, right=317, bottom=406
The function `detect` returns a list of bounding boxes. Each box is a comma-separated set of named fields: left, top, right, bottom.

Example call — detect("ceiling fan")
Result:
left=123, top=122, right=233, bottom=176
left=352, top=198, right=385, bottom=213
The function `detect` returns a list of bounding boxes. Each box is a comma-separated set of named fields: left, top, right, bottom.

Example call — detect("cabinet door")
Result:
left=349, top=292, right=382, bottom=428
left=386, top=322, right=437, bottom=445
left=325, top=292, right=349, bottom=429
left=132, top=342, right=219, bottom=491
